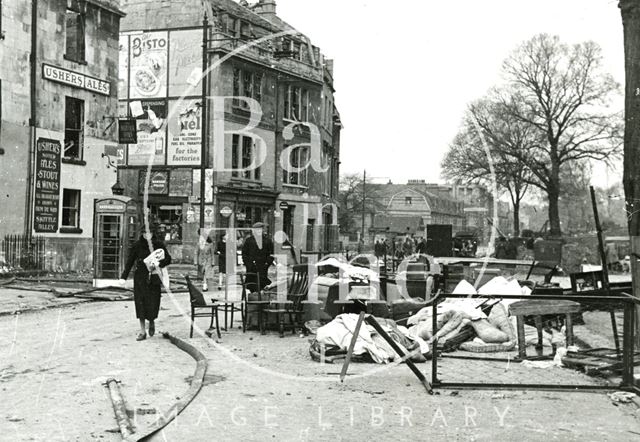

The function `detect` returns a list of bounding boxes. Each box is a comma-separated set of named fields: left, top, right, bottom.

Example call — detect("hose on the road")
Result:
left=122, top=332, right=208, bottom=442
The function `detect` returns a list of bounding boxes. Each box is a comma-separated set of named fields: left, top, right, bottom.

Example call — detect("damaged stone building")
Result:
left=117, top=0, right=342, bottom=263
left=0, top=0, right=124, bottom=270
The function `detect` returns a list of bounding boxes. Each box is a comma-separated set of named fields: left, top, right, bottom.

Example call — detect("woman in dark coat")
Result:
left=215, top=233, right=228, bottom=289
left=120, top=229, right=172, bottom=341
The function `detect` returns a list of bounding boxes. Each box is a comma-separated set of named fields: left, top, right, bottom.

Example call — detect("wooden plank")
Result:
left=365, top=315, right=433, bottom=394
left=340, top=311, right=366, bottom=382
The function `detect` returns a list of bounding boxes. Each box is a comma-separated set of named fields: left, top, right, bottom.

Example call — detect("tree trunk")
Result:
left=547, top=189, right=561, bottom=237
left=620, top=0, right=640, bottom=351
left=513, top=201, right=520, bottom=237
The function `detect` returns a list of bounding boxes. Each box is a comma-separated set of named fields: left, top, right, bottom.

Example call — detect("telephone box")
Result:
left=93, top=196, right=138, bottom=288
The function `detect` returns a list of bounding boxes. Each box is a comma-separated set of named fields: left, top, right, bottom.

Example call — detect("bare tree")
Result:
left=499, top=34, right=622, bottom=236
left=442, top=97, right=536, bottom=236
left=337, top=173, right=383, bottom=234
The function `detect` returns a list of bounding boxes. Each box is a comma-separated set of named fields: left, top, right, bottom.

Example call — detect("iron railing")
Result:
left=1, top=234, right=46, bottom=270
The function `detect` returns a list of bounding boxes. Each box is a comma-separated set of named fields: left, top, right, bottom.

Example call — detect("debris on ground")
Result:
left=607, top=391, right=637, bottom=404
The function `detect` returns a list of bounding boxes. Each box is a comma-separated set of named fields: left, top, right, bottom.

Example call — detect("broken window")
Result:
left=65, top=8, right=85, bottom=62
left=64, top=96, right=84, bottom=159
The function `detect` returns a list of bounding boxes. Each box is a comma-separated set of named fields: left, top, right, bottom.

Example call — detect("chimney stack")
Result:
left=254, top=0, right=277, bottom=19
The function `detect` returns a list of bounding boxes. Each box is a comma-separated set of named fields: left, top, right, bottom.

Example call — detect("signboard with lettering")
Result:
left=33, top=138, right=61, bottom=232
left=129, top=31, right=168, bottom=99
left=118, top=119, right=137, bottom=144
left=168, top=29, right=202, bottom=97
left=42, top=64, right=111, bottom=96
left=139, top=170, right=169, bottom=195
left=167, top=99, right=202, bottom=165
left=127, top=100, right=166, bottom=166
left=169, top=169, right=192, bottom=196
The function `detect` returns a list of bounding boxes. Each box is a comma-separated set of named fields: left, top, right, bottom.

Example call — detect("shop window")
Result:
left=65, top=8, right=85, bottom=63
left=149, top=204, right=182, bottom=242
left=283, top=147, right=308, bottom=187
left=232, top=134, right=260, bottom=181
left=64, top=96, right=84, bottom=160
left=61, top=189, right=81, bottom=228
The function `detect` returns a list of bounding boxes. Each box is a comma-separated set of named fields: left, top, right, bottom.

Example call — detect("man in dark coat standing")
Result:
left=120, top=226, right=172, bottom=341
left=242, top=222, right=274, bottom=290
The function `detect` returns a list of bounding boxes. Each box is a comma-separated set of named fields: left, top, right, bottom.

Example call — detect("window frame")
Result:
left=64, top=96, right=84, bottom=160
left=232, top=67, right=263, bottom=108
left=61, top=188, right=81, bottom=229
left=64, top=7, right=86, bottom=64
left=231, top=134, right=260, bottom=181
left=283, top=146, right=309, bottom=187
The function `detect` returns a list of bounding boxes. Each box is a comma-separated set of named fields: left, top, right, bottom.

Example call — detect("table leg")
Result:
left=516, top=315, right=526, bottom=360
left=534, top=316, right=543, bottom=356
left=565, top=313, right=574, bottom=347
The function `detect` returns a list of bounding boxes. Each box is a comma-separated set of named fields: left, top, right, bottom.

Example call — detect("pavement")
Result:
left=0, top=270, right=639, bottom=441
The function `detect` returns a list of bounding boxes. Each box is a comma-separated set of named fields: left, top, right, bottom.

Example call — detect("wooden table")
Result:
left=509, top=299, right=581, bottom=360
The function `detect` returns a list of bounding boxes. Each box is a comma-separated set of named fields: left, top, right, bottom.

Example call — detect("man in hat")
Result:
left=241, top=222, right=275, bottom=290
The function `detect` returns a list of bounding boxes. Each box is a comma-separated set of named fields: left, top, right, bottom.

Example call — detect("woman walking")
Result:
left=120, top=225, right=172, bottom=341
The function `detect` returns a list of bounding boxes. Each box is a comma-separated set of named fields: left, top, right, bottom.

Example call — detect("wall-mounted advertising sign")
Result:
left=129, top=31, right=168, bottom=99
left=118, top=119, right=138, bottom=144
left=167, top=99, right=201, bottom=166
left=42, top=64, right=111, bottom=96
left=33, top=138, right=62, bottom=232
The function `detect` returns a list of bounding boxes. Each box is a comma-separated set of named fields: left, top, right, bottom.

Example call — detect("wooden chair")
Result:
left=218, top=273, right=248, bottom=332
left=186, top=275, right=220, bottom=339
left=242, top=272, right=268, bottom=333
left=263, top=264, right=311, bottom=337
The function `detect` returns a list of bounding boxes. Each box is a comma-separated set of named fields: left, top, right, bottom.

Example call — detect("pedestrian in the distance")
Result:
left=195, top=228, right=215, bottom=291
left=120, top=224, right=172, bottom=341
left=215, top=233, right=228, bottom=290
left=241, top=222, right=274, bottom=290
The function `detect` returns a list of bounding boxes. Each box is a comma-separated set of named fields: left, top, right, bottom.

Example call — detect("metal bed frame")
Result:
left=428, top=292, right=640, bottom=393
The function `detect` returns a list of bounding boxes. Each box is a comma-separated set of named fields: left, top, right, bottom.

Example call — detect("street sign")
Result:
left=220, top=206, right=233, bottom=217
left=279, top=201, right=289, bottom=210
left=118, top=119, right=137, bottom=144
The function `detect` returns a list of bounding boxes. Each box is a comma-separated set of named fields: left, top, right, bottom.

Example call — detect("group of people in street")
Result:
left=120, top=221, right=276, bottom=341
left=373, top=235, right=430, bottom=260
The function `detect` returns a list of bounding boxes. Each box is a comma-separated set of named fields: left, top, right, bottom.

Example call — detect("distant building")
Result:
left=349, top=181, right=465, bottom=245
left=1, top=0, right=124, bottom=270
left=118, top=0, right=342, bottom=262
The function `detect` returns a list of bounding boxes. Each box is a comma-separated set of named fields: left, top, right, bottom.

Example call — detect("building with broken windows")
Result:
left=0, top=0, right=124, bottom=270
left=117, top=0, right=342, bottom=263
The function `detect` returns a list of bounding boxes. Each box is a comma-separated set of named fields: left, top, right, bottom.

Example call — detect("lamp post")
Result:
left=199, top=13, right=209, bottom=230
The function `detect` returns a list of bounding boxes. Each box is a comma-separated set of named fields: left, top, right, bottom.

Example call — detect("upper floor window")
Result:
left=64, top=96, right=84, bottom=160
left=405, top=197, right=413, bottom=205
left=283, top=146, right=308, bottom=187
left=232, top=134, right=261, bottom=180
left=65, top=8, right=85, bottom=63
left=284, top=85, right=309, bottom=121
left=233, top=68, right=263, bottom=108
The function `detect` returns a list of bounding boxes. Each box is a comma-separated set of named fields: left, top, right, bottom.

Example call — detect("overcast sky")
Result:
left=273, top=0, right=625, bottom=187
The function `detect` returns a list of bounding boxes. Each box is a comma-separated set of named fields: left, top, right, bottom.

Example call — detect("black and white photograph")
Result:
left=1, top=0, right=640, bottom=440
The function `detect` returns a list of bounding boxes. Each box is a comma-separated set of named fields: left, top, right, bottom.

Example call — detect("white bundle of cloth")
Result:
left=315, top=313, right=429, bottom=363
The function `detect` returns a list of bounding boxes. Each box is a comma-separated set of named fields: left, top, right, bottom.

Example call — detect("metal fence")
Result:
left=1, top=234, right=47, bottom=270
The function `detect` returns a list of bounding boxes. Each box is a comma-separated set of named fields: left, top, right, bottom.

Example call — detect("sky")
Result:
left=272, top=0, right=625, bottom=187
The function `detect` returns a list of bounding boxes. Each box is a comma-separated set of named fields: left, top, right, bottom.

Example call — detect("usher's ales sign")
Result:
left=33, top=138, right=62, bottom=232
